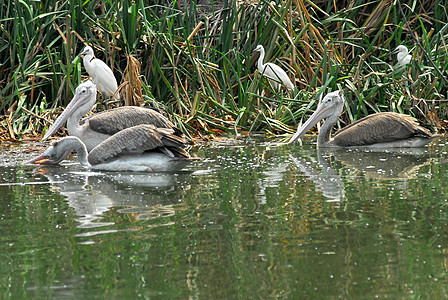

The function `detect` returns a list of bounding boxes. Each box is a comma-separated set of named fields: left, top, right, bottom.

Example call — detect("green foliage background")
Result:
left=0, top=0, right=447, bottom=139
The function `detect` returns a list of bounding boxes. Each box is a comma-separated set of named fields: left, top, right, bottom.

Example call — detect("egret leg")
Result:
left=103, top=93, right=109, bottom=110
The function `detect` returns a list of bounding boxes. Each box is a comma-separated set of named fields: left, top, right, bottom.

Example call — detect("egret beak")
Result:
left=80, top=48, right=89, bottom=56
left=252, top=46, right=262, bottom=54
left=389, top=48, right=400, bottom=56
left=288, top=101, right=334, bottom=144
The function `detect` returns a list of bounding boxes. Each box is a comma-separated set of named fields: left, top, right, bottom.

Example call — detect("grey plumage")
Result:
left=332, top=112, right=432, bottom=147
left=87, top=106, right=183, bottom=137
left=88, top=124, right=189, bottom=165
left=29, top=126, right=193, bottom=172
left=43, top=81, right=187, bottom=152
left=289, top=90, right=437, bottom=148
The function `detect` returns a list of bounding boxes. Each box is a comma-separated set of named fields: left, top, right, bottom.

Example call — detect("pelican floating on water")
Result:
left=43, top=80, right=184, bottom=152
left=288, top=90, right=437, bottom=148
left=30, top=125, right=193, bottom=172
left=80, top=46, right=119, bottom=99
left=253, top=45, right=294, bottom=90
left=391, top=45, right=411, bottom=66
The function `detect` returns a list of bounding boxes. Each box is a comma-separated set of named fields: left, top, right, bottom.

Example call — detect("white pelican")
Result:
left=30, top=125, right=194, bottom=172
left=42, top=80, right=184, bottom=152
left=391, top=45, right=411, bottom=66
left=288, top=90, right=437, bottom=148
left=80, top=45, right=119, bottom=99
left=253, top=45, right=294, bottom=90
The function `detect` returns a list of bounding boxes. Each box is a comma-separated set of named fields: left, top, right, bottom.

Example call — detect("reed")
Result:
left=0, top=0, right=447, bottom=139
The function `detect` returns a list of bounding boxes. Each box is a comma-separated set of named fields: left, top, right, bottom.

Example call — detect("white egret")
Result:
left=80, top=46, right=119, bottom=100
left=253, top=45, right=294, bottom=90
left=391, top=45, right=411, bottom=66
left=289, top=90, right=437, bottom=148
left=30, top=125, right=194, bottom=172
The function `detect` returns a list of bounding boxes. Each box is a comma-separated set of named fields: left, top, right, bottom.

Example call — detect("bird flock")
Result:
left=29, top=43, right=436, bottom=172
left=29, top=45, right=194, bottom=172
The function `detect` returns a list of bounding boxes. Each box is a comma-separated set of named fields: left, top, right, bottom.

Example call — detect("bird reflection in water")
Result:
left=290, top=147, right=432, bottom=202
left=290, top=151, right=345, bottom=202
left=31, top=165, right=191, bottom=239
left=327, top=147, right=432, bottom=179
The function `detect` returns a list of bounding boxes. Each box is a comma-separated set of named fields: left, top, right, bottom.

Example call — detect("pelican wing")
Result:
left=333, top=112, right=432, bottom=147
left=87, top=106, right=182, bottom=136
left=88, top=124, right=188, bottom=165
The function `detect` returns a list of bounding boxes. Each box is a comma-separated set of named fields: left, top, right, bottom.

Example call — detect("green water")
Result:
left=1, top=137, right=448, bottom=299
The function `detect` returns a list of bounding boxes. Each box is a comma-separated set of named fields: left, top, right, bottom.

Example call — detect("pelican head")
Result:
left=42, top=80, right=97, bottom=140
left=289, top=90, right=344, bottom=144
left=27, top=140, right=74, bottom=165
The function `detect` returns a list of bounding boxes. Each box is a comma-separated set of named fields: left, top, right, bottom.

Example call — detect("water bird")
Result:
left=288, top=90, right=437, bottom=148
left=42, top=80, right=184, bottom=152
left=253, top=45, right=294, bottom=90
left=30, top=125, right=193, bottom=172
left=391, top=45, right=411, bottom=66
left=80, top=45, right=119, bottom=100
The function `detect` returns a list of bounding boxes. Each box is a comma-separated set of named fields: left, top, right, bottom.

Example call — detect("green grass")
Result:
left=1, top=0, right=447, bottom=139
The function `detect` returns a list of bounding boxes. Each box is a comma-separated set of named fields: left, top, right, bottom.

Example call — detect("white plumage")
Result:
left=253, top=45, right=294, bottom=90
left=80, top=46, right=119, bottom=99
left=391, top=45, right=411, bottom=66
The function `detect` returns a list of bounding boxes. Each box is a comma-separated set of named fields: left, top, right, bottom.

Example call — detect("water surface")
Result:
left=1, top=137, right=448, bottom=298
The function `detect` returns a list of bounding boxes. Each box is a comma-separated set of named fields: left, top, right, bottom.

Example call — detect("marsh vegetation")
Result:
left=1, top=0, right=447, bottom=140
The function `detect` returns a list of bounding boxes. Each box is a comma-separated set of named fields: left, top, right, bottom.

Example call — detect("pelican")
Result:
left=80, top=45, right=119, bottom=99
left=391, top=45, right=411, bottom=66
left=42, top=80, right=184, bottom=152
left=253, top=45, right=294, bottom=90
left=29, top=125, right=194, bottom=172
left=288, top=90, right=437, bottom=148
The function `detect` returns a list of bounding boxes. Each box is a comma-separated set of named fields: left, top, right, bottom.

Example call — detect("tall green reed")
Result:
left=1, top=0, right=447, bottom=139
